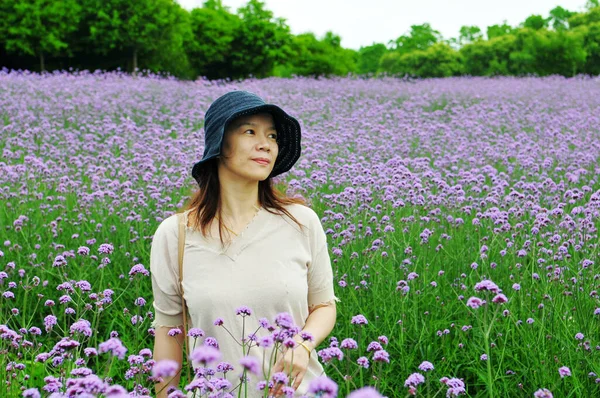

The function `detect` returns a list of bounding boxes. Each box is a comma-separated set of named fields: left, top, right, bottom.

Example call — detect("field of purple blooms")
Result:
left=1, top=69, right=600, bottom=398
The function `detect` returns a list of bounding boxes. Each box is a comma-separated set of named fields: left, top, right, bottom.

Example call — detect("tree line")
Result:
left=1, top=0, right=600, bottom=80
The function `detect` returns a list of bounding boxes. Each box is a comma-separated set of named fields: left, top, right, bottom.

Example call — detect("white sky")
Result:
left=176, top=0, right=589, bottom=50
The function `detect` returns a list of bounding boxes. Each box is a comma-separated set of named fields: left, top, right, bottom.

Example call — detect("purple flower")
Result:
left=52, top=255, right=67, bottom=267
left=404, top=372, right=425, bottom=387
left=134, top=297, right=146, bottom=306
left=474, top=280, right=501, bottom=293
left=534, top=388, right=553, bottom=398
left=98, top=243, right=114, bottom=254
left=492, top=294, right=508, bottom=304
left=44, top=315, right=57, bottom=332
left=357, top=356, right=370, bottom=369
left=307, top=375, right=338, bottom=397
left=418, top=361, right=434, bottom=371
left=347, top=386, right=384, bottom=397
left=152, top=359, right=179, bottom=378
left=239, top=355, right=260, bottom=375
left=213, top=317, right=224, bottom=326
left=351, top=314, right=368, bottom=325
left=441, top=377, right=466, bottom=396
left=271, top=371, right=289, bottom=385
left=466, top=296, right=484, bottom=309
left=22, top=388, right=41, bottom=398
left=274, top=312, right=295, bottom=329
left=167, top=328, right=182, bottom=336
left=190, top=345, right=221, bottom=365
left=575, top=333, right=584, bottom=340
left=70, top=319, right=93, bottom=337
left=98, top=337, right=128, bottom=360
left=341, top=338, right=358, bottom=349
left=318, top=347, right=344, bottom=363
left=373, top=350, right=390, bottom=363
left=129, top=263, right=149, bottom=276
left=366, top=341, right=382, bottom=352
left=187, top=327, right=205, bottom=338
left=558, top=366, right=571, bottom=378
left=235, top=305, right=252, bottom=316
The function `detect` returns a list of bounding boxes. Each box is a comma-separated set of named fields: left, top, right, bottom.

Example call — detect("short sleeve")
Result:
left=149, top=215, right=185, bottom=328
left=306, top=209, right=341, bottom=313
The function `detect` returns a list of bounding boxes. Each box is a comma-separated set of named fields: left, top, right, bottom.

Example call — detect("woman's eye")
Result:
left=245, top=130, right=277, bottom=140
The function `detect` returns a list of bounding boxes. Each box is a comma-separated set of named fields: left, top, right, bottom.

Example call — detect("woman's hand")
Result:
left=268, top=342, right=311, bottom=397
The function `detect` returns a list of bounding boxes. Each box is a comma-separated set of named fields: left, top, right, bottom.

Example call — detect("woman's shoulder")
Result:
left=153, top=211, right=183, bottom=238
left=278, top=203, right=321, bottom=226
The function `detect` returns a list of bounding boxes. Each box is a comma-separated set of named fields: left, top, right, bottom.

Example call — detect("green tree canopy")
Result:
left=548, top=6, right=576, bottom=30
left=228, top=0, right=294, bottom=79
left=458, top=25, right=484, bottom=46
left=186, top=5, right=242, bottom=79
left=522, top=15, right=549, bottom=30
left=357, top=43, right=388, bottom=74
left=85, top=0, right=185, bottom=73
left=389, top=23, right=443, bottom=54
left=1, top=0, right=82, bottom=71
left=487, top=21, right=516, bottom=39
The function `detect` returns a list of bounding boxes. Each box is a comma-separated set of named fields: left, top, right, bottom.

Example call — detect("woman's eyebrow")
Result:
left=236, top=121, right=277, bottom=131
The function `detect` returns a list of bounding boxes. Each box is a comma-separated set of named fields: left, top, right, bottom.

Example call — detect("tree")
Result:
left=459, top=35, right=517, bottom=76
left=273, top=31, right=357, bottom=78
left=357, top=43, right=387, bottom=74
left=522, top=15, right=549, bottom=30
left=85, top=0, right=186, bottom=74
left=585, top=0, right=599, bottom=10
left=568, top=6, right=600, bottom=28
left=389, top=23, right=443, bottom=54
left=380, top=42, right=463, bottom=78
left=458, top=25, right=483, bottom=46
left=1, top=0, right=82, bottom=71
left=548, top=6, right=576, bottom=31
left=487, top=21, right=515, bottom=39
left=186, top=5, right=242, bottom=79
left=571, top=22, right=600, bottom=75
left=229, top=0, right=294, bottom=78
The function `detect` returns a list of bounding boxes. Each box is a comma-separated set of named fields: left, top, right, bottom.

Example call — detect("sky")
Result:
left=176, top=0, right=590, bottom=50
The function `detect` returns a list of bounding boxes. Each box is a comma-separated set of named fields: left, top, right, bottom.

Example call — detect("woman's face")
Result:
left=219, top=112, right=279, bottom=181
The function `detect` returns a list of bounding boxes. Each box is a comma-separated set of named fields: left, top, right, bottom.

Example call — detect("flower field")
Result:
left=1, top=69, right=600, bottom=397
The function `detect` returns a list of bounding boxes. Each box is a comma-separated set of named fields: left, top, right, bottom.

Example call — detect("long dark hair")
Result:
left=182, top=157, right=307, bottom=250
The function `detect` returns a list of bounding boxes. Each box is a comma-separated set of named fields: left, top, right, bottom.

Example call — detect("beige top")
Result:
left=150, top=203, right=340, bottom=397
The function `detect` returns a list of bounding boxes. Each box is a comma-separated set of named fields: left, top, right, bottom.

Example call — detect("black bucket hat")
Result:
left=191, top=90, right=302, bottom=181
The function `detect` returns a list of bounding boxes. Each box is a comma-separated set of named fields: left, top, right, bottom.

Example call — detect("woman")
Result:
left=150, top=90, right=340, bottom=398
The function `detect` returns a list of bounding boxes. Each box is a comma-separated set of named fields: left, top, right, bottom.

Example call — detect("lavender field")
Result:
left=1, top=70, right=600, bottom=398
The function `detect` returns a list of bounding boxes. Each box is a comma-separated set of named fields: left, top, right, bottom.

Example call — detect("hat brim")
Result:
left=192, top=104, right=301, bottom=181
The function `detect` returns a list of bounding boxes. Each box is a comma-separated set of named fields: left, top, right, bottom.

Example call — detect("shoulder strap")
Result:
left=177, top=212, right=190, bottom=368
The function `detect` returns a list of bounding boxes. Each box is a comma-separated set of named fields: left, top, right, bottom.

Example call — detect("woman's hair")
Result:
left=182, top=157, right=307, bottom=250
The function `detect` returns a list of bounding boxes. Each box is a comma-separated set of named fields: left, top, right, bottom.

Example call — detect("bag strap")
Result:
left=177, top=212, right=191, bottom=380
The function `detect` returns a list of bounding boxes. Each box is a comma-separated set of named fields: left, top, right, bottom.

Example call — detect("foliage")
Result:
left=357, top=43, right=388, bottom=75
left=227, top=0, right=295, bottom=79
left=389, top=23, right=443, bottom=55
left=186, top=4, right=242, bottom=80
left=380, top=42, right=464, bottom=78
left=0, top=0, right=82, bottom=71
left=273, top=32, right=357, bottom=78
left=1, top=1, right=600, bottom=79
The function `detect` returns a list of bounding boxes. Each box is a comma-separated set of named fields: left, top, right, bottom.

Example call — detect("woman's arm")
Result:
left=293, top=303, right=337, bottom=351
left=153, top=326, right=186, bottom=398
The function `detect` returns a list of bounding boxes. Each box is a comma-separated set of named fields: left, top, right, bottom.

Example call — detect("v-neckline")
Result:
left=183, top=207, right=266, bottom=261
